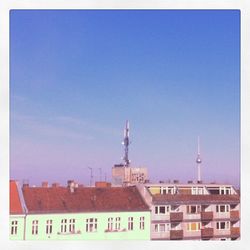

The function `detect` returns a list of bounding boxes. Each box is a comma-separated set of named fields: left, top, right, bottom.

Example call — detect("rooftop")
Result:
left=153, top=194, right=240, bottom=205
left=10, top=180, right=24, bottom=214
left=22, top=185, right=150, bottom=214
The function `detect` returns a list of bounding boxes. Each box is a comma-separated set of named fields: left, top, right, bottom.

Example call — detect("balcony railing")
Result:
left=201, top=228, right=214, bottom=238
left=231, top=227, right=240, bottom=238
left=151, top=231, right=170, bottom=240
left=170, top=212, right=183, bottom=222
left=170, top=230, right=183, bottom=240
left=201, top=211, right=213, bottom=221
left=230, top=211, right=240, bottom=221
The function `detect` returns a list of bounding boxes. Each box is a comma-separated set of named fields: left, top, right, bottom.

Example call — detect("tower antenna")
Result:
left=122, top=120, right=131, bottom=167
left=196, top=136, right=202, bottom=183
left=88, top=167, right=93, bottom=187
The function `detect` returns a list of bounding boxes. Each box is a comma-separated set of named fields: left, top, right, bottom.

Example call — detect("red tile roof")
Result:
left=10, top=180, right=24, bottom=214
left=153, top=194, right=240, bottom=205
left=22, top=186, right=149, bottom=213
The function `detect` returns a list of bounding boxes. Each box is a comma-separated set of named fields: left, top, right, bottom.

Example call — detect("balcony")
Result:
left=230, top=211, right=240, bottom=221
left=170, top=230, right=183, bottom=240
left=170, top=212, right=183, bottom=222
left=231, top=227, right=240, bottom=238
left=151, top=231, right=170, bottom=240
left=201, top=211, right=213, bottom=221
left=201, top=228, right=214, bottom=239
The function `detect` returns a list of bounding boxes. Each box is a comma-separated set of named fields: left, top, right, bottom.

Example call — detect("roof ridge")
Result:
left=17, top=181, right=28, bottom=213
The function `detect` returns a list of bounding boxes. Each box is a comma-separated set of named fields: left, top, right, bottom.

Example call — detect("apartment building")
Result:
left=141, top=183, right=240, bottom=240
left=9, top=180, right=150, bottom=240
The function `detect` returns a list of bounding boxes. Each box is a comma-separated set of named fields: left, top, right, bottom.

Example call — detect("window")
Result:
left=128, top=217, right=133, bottom=231
left=220, top=187, right=231, bottom=195
left=161, top=187, right=174, bottom=194
left=159, top=206, right=165, bottom=214
left=159, top=224, right=165, bottom=232
left=140, top=217, right=145, bottom=230
left=32, top=220, right=38, bottom=235
left=192, top=187, right=204, bottom=195
left=155, top=205, right=169, bottom=214
left=61, top=219, right=67, bottom=233
left=216, top=205, right=229, bottom=213
left=69, top=219, right=75, bottom=232
left=46, top=220, right=52, bottom=234
left=108, top=217, right=113, bottom=231
left=86, top=218, right=97, bottom=232
left=155, top=224, right=164, bottom=232
left=187, top=222, right=201, bottom=231
left=154, top=223, right=169, bottom=232
left=155, top=206, right=158, bottom=214
left=115, top=217, right=121, bottom=230
left=11, top=221, right=18, bottom=235
left=216, top=221, right=230, bottom=230
left=187, top=205, right=201, bottom=214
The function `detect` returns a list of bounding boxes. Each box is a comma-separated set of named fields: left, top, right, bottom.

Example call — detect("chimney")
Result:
left=95, top=181, right=111, bottom=188
left=52, top=183, right=60, bottom=188
left=67, top=180, right=75, bottom=193
left=42, top=181, right=49, bottom=188
left=22, top=179, right=29, bottom=188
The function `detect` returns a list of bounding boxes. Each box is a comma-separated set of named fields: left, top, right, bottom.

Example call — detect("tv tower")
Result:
left=122, top=120, right=130, bottom=167
left=196, top=136, right=202, bottom=183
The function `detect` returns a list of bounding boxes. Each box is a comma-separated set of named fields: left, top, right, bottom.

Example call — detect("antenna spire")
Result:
left=122, top=120, right=130, bottom=167
left=196, top=136, right=202, bottom=183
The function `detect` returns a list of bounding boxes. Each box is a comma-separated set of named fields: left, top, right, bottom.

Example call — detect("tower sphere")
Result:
left=196, top=156, right=202, bottom=164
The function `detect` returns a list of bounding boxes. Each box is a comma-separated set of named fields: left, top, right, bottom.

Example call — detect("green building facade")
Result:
left=22, top=211, right=150, bottom=240
left=10, top=181, right=151, bottom=240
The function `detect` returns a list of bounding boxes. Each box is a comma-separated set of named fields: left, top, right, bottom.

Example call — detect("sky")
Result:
left=10, top=10, right=240, bottom=187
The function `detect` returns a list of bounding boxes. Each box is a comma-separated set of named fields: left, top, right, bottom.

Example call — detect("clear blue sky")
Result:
left=10, top=10, right=240, bottom=187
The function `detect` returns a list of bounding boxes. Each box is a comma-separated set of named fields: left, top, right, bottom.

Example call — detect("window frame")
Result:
left=86, top=218, right=97, bottom=233
left=69, top=219, right=75, bottom=233
left=140, top=216, right=145, bottom=230
left=216, top=205, right=230, bottom=213
left=187, top=222, right=201, bottom=231
left=128, top=217, right=134, bottom=231
left=11, top=220, right=18, bottom=235
left=32, top=220, right=39, bottom=235
left=108, top=217, right=113, bottom=231
left=46, top=219, right=53, bottom=234
left=61, top=219, right=67, bottom=233
left=216, top=221, right=230, bottom=230
left=115, top=217, right=121, bottom=230
left=187, top=205, right=201, bottom=214
left=155, top=205, right=170, bottom=214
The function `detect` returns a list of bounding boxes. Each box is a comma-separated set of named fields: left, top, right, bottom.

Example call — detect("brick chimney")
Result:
left=67, top=180, right=75, bottom=193
left=22, top=179, right=29, bottom=188
left=52, top=183, right=60, bottom=188
left=42, top=181, right=49, bottom=188
left=95, top=181, right=111, bottom=188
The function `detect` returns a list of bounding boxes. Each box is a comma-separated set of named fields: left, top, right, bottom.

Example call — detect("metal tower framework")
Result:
left=122, top=120, right=131, bottom=167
